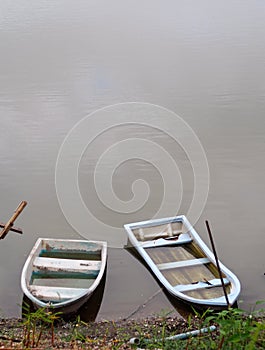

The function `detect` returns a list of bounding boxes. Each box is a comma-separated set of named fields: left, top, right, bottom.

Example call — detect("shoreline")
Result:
left=0, top=315, right=191, bottom=349
left=1, top=304, right=264, bottom=349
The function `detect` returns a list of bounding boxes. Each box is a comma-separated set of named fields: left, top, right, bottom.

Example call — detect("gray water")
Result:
left=0, top=0, right=265, bottom=319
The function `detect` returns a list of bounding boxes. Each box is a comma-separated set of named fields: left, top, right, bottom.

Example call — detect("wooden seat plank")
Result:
left=174, top=278, right=230, bottom=292
left=141, top=233, right=193, bottom=249
left=157, top=257, right=210, bottom=270
left=33, top=257, right=101, bottom=273
left=29, top=285, right=87, bottom=301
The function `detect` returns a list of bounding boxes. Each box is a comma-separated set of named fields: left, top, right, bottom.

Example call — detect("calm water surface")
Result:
left=0, top=0, right=265, bottom=319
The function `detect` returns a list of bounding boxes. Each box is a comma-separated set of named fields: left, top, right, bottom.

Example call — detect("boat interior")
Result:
left=131, top=221, right=231, bottom=301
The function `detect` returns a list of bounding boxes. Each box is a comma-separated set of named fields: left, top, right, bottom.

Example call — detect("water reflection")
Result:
left=125, top=245, right=192, bottom=320
left=78, top=270, right=106, bottom=322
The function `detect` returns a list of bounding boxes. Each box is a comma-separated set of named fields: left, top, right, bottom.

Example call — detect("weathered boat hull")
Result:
left=124, top=215, right=240, bottom=309
left=21, top=238, right=107, bottom=316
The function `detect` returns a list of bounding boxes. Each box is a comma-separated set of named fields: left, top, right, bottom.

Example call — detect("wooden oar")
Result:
left=205, top=220, right=230, bottom=308
left=0, top=201, right=27, bottom=239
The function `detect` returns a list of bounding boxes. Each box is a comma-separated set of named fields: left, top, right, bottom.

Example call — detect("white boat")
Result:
left=124, top=215, right=240, bottom=309
left=21, top=238, right=107, bottom=315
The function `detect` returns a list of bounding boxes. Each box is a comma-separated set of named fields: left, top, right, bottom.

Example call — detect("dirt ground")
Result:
left=0, top=315, right=198, bottom=349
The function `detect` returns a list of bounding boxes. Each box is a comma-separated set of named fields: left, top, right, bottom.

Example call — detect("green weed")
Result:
left=136, top=301, right=265, bottom=349
left=21, top=302, right=62, bottom=347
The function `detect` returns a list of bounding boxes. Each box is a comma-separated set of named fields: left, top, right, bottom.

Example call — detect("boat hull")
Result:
left=21, top=238, right=107, bottom=316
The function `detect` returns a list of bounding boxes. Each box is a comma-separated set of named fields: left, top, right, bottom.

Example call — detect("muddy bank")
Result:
left=0, top=316, right=197, bottom=349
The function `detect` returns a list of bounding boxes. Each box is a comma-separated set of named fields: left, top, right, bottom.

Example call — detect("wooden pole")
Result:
left=0, top=223, right=22, bottom=234
left=205, top=220, right=230, bottom=308
left=0, top=201, right=27, bottom=239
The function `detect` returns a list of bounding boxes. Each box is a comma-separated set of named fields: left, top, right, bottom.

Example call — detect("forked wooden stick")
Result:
left=0, top=201, right=27, bottom=239
left=0, top=222, right=23, bottom=233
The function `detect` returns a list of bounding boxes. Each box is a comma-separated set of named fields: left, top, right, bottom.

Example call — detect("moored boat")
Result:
left=21, top=238, right=107, bottom=315
left=124, top=215, right=240, bottom=309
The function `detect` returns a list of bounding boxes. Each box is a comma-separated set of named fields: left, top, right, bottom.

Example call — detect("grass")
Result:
left=136, top=301, right=265, bottom=349
left=0, top=301, right=265, bottom=349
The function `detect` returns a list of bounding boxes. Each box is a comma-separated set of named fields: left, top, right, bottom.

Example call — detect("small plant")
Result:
left=156, top=309, right=174, bottom=346
left=210, top=301, right=265, bottom=349
left=68, top=315, right=89, bottom=344
left=21, top=302, right=62, bottom=347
